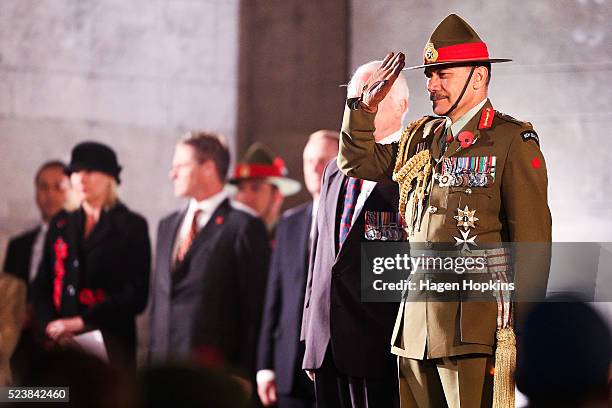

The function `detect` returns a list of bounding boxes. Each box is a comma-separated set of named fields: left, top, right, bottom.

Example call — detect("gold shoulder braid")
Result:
left=392, top=117, right=432, bottom=236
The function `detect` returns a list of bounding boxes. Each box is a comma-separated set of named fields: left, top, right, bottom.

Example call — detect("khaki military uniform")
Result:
left=338, top=98, right=552, bottom=407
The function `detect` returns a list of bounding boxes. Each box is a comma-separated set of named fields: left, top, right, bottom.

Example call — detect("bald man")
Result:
left=300, top=61, right=409, bottom=408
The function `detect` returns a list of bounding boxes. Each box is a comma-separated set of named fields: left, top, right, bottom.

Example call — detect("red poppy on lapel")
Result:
left=531, top=157, right=541, bottom=169
left=215, top=216, right=224, bottom=225
left=458, top=131, right=474, bottom=148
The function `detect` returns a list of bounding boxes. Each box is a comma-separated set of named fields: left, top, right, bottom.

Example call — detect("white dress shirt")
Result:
left=350, top=128, right=403, bottom=226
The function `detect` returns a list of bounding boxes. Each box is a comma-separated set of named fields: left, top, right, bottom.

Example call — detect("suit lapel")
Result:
left=298, top=202, right=314, bottom=270
left=82, top=205, right=119, bottom=251
left=164, top=206, right=188, bottom=271
left=322, top=165, right=345, bottom=240
left=176, top=199, right=231, bottom=271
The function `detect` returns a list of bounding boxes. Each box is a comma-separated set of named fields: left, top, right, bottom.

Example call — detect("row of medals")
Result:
left=364, top=211, right=407, bottom=241
left=436, top=156, right=496, bottom=188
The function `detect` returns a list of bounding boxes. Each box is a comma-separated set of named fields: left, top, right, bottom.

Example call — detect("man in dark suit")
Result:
left=3, top=160, right=70, bottom=383
left=256, top=130, right=339, bottom=408
left=148, top=132, right=270, bottom=385
left=4, top=161, right=70, bottom=285
left=301, top=61, right=409, bottom=408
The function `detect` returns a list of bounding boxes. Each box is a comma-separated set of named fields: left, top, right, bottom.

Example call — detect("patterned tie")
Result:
left=338, top=177, right=363, bottom=246
left=176, top=209, right=202, bottom=263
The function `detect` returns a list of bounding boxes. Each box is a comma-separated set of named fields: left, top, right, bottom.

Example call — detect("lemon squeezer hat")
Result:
left=230, top=142, right=301, bottom=196
left=405, top=13, right=511, bottom=70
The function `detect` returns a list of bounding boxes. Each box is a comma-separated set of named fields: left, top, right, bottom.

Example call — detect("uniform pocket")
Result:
left=459, top=300, right=497, bottom=345
left=444, top=187, right=492, bottom=230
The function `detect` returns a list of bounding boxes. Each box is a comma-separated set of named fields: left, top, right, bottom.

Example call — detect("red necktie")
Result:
left=176, top=209, right=202, bottom=263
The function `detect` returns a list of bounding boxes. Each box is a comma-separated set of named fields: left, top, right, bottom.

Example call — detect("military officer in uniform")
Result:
left=337, top=14, right=552, bottom=408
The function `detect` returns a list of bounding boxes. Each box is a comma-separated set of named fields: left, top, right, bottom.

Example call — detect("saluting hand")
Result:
left=360, top=52, right=405, bottom=112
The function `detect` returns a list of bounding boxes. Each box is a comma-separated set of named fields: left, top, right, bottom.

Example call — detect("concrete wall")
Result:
left=350, top=0, right=612, bottom=241
left=237, top=0, right=349, bottom=208
left=0, top=0, right=240, bottom=255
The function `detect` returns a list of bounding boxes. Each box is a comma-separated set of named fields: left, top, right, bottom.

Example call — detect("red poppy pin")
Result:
left=531, top=157, right=541, bottom=169
left=79, top=289, right=95, bottom=306
left=458, top=131, right=475, bottom=148
left=215, top=215, right=224, bottom=225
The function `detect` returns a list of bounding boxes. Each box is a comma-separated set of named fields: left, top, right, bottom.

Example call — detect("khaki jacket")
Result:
left=338, top=98, right=552, bottom=359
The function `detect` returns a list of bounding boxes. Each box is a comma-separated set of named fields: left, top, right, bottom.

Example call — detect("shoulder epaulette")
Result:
left=495, top=111, right=540, bottom=146
left=494, top=110, right=529, bottom=127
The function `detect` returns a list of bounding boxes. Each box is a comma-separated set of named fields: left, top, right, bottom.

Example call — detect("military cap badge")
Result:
left=423, top=42, right=438, bottom=63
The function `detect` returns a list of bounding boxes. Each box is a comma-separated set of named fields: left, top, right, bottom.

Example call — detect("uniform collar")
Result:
left=446, top=97, right=488, bottom=136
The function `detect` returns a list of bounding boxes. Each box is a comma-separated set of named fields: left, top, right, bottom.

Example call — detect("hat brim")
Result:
left=65, top=162, right=122, bottom=184
left=403, top=58, right=512, bottom=70
left=229, top=176, right=302, bottom=196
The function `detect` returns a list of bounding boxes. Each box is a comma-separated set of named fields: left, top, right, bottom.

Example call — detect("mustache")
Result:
left=429, top=93, right=448, bottom=101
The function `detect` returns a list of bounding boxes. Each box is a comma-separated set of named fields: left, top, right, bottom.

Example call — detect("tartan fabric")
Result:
left=338, top=177, right=363, bottom=246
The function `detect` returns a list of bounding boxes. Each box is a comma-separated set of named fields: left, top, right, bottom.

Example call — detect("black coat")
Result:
left=301, top=160, right=399, bottom=378
left=3, top=226, right=40, bottom=283
left=148, top=198, right=270, bottom=377
left=257, top=202, right=312, bottom=395
left=32, top=202, right=151, bottom=367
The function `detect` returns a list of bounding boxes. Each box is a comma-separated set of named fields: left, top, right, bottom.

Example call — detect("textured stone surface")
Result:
left=0, top=0, right=239, bottom=260
left=237, top=0, right=349, bottom=208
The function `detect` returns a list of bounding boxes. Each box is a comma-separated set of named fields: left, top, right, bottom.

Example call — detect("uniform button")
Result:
left=73, top=260, right=79, bottom=268
left=465, top=188, right=472, bottom=195
left=66, top=285, right=76, bottom=296
left=425, top=241, right=433, bottom=249
left=428, top=206, right=438, bottom=214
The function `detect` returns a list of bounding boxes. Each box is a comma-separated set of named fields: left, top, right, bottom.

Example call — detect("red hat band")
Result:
left=424, top=41, right=489, bottom=65
left=235, top=161, right=286, bottom=179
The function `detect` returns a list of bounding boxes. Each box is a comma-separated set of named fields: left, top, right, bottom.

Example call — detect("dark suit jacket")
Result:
left=149, top=198, right=270, bottom=377
left=301, top=160, right=400, bottom=378
left=3, top=226, right=40, bottom=283
left=32, top=202, right=151, bottom=367
left=257, top=202, right=312, bottom=395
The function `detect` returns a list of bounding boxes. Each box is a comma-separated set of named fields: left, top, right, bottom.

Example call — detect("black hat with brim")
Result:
left=66, top=141, right=122, bottom=184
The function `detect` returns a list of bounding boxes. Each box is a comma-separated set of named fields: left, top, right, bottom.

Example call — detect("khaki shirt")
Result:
left=338, top=98, right=552, bottom=359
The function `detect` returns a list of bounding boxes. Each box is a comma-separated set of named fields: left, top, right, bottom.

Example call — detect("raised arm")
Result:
left=337, top=52, right=405, bottom=182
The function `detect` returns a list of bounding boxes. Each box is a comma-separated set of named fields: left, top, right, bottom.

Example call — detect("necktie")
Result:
left=176, top=209, right=202, bottom=263
left=338, top=177, right=363, bottom=246
left=439, top=127, right=454, bottom=157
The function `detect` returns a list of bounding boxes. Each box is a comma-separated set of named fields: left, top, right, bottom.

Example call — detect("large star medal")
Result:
left=454, top=230, right=478, bottom=252
left=453, top=205, right=479, bottom=231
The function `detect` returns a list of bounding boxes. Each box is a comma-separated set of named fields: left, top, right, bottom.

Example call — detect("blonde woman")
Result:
left=33, top=142, right=151, bottom=368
